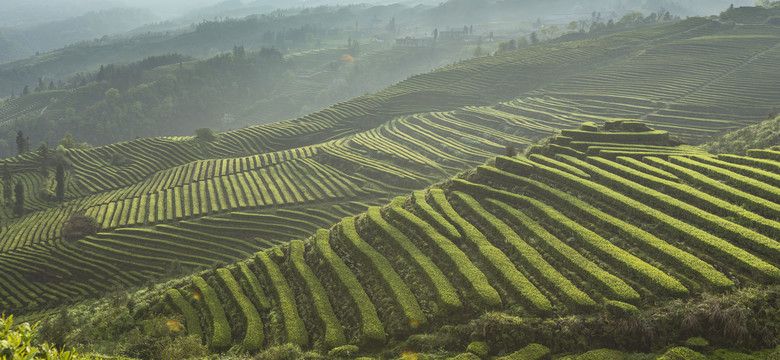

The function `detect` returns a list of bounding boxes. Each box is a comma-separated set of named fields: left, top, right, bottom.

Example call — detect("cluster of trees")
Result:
left=7, top=54, right=191, bottom=102
left=2, top=130, right=87, bottom=215
left=493, top=10, right=678, bottom=56
left=2, top=47, right=286, bottom=152
left=95, top=53, right=193, bottom=91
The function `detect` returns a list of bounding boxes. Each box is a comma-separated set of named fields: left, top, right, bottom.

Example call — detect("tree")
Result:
left=16, top=130, right=25, bottom=155
left=530, top=32, right=539, bottom=45
left=63, top=211, right=100, bottom=242
left=58, top=132, right=90, bottom=149
left=433, top=28, right=438, bottom=41
left=496, top=39, right=517, bottom=54
left=349, top=40, right=360, bottom=56
left=232, top=45, right=246, bottom=58
left=38, top=142, right=49, bottom=176
left=22, top=85, right=29, bottom=96
left=568, top=21, right=579, bottom=33
left=55, top=164, right=65, bottom=202
left=539, top=25, right=562, bottom=41
left=195, top=127, right=217, bottom=142
left=2, top=164, right=11, bottom=205
left=14, top=181, right=24, bottom=216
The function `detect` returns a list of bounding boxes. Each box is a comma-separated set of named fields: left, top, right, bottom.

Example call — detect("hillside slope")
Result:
left=35, top=121, right=780, bottom=359
left=157, top=121, right=780, bottom=353
left=2, top=8, right=780, bottom=316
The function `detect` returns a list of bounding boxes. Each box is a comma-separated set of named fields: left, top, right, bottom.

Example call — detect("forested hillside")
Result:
left=0, top=41, right=481, bottom=156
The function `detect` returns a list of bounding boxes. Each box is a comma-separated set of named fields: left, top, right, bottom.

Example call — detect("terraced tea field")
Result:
left=2, top=6, right=780, bottom=320
left=157, top=122, right=780, bottom=353
left=0, top=104, right=537, bottom=312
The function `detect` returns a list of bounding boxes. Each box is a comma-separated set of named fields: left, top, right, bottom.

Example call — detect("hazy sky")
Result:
left=0, top=0, right=383, bottom=23
left=0, top=0, right=759, bottom=29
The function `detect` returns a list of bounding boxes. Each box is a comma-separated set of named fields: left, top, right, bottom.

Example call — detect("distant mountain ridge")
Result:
left=0, top=8, right=158, bottom=64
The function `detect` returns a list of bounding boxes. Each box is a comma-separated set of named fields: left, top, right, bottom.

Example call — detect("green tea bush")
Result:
left=0, top=314, right=92, bottom=360
left=253, top=343, right=324, bottom=360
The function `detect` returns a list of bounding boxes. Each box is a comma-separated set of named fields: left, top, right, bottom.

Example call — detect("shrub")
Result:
left=327, top=344, right=360, bottom=358
left=657, top=347, right=705, bottom=360
left=253, top=343, right=324, bottom=360
left=195, top=127, right=218, bottom=142
left=110, top=152, right=129, bottom=166
left=576, top=349, right=625, bottom=359
left=496, top=343, right=550, bottom=360
left=683, top=337, right=709, bottom=349
left=157, top=334, right=207, bottom=359
left=604, top=300, right=639, bottom=319
left=467, top=341, right=490, bottom=358
left=0, top=314, right=92, bottom=359
left=62, top=211, right=101, bottom=242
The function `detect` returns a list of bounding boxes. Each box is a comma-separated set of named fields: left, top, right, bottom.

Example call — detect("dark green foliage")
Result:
left=62, top=211, right=100, bottom=242
left=683, top=337, right=709, bottom=349
left=55, top=164, right=64, bottom=202
left=0, top=314, right=92, bottom=359
left=13, top=180, right=23, bottom=216
left=327, top=344, right=359, bottom=358
left=657, top=347, right=705, bottom=360
left=156, top=334, right=209, bottom=360
left=110, top=152, right=129, bottom=166
left=467, top=341, right=490, bottom=358
left=38, top=142, right=49, bottom=176
left=196, top=128, right=218, bottom=142
left=16, top=130, right=25, bottom=155
left=604, top=300, right=639, bottom=319
left=574, top=349, right=625, bottom=359
left=120, top=316, right=207, bottom=359
left=253, top=343, right=324, bottom=360
left=58, top=132, right=90, bottom=149
left=2, top=164, right=11, bottom=205
left=497, top=343, right=550, bottom=360
left=704, top=115, right=780, bottom=155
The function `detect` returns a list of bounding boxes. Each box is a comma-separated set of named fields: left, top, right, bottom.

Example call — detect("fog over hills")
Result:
left=0, top=0, right=756, bottom=29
